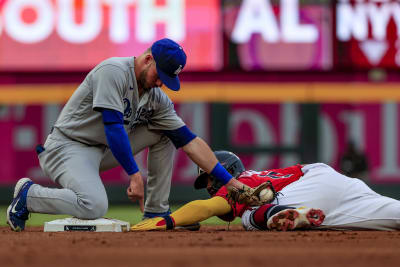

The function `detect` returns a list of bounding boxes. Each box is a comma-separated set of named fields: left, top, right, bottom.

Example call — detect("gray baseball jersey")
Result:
left=54, top=57, right=185, bottom=146
left=28, top=57, right=186, bottom=218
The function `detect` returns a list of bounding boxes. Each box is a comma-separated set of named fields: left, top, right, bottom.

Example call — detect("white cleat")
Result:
left=267, top=207, right=325, bottom=231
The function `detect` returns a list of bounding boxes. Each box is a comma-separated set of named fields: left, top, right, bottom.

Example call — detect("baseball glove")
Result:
left=227, top=181, right=277, bottom=206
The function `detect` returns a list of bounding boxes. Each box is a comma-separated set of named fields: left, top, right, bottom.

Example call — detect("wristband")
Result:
left=210, top=162, right=233, bottom=185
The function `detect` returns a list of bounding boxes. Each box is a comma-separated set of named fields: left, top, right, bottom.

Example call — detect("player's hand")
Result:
left=127, top=172, right=144, bottom=212
left=225, top=178, right=244, bottom=190
left=131, top=217, right=167, bottom=231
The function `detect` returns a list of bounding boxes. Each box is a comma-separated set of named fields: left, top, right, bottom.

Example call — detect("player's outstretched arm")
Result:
left=182, top=137, right=218, bottom=173
left=131, top=196, right=231, bottom=231
left=182, top=137, right=242, bottom=187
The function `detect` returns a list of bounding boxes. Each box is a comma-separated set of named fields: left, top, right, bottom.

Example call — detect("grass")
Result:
left=0, top=205, right=241, bottom=227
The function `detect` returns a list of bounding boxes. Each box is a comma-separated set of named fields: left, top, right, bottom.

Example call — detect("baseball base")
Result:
left=44, top=217, right=130, bottom=232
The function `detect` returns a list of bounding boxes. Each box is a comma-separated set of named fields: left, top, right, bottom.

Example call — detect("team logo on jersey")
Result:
left=261, top=171, right=293, bottom=179
left=174, top=65, right=183, bottom=75
left=123, top=98, right=132, bottom=118
left=131, top=107, right=153, bottom=128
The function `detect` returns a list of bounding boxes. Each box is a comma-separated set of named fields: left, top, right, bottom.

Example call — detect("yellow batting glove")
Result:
left=130, top=216, right=175, bottom=231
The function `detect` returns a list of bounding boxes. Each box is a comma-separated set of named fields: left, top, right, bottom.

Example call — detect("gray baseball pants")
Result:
left=27, top=125, right=175, bottom=219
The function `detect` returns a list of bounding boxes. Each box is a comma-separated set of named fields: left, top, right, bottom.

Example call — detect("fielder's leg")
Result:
left=145, top=134, right=175, bottom=214
left=25, top=137, right=107, bottom=218
left=100, top=125, right=174, bottom=214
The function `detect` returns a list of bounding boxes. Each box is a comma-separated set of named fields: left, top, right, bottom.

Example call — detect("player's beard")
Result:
left=138, top=65, right=152, bottom=93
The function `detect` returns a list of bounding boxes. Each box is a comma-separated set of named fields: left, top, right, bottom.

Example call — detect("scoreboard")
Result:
left=336, top=0, right=400, bottom=68
left=0, top=0, right=398, bottom=71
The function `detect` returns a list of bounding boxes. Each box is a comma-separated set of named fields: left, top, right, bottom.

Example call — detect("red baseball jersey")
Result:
left=214, top=164, right=304, bottom=222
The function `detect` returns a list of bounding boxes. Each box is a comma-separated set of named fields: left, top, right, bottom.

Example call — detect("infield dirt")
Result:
left=1, top=226, right=400, bottom=267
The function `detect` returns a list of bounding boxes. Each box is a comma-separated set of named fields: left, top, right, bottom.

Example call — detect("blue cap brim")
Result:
left=156, top=65, right=180, bottom=91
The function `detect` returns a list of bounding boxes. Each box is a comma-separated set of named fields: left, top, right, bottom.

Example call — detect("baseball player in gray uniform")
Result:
left=7, top=38, right=249, bottom=232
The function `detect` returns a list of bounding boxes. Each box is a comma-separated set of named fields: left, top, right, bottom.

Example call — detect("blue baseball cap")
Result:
left=151, top=38, right=186, bottom=91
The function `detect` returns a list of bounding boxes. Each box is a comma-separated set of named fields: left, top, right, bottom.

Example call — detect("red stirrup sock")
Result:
left=252, top=204, right=295, bottom=229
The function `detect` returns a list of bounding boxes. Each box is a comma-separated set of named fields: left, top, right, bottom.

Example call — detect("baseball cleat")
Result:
left=175, top=223, right=201, bottom=231
left=267, top=207, right=325, bottom=231
left=7, top=178, right=34, bottom=232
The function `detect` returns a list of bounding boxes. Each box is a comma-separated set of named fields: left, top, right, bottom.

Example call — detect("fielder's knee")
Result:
left=77, top=194, right=108, bottom=219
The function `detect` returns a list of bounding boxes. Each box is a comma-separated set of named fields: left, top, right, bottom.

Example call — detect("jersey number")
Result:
left=259, top=171, right=293, bottom=179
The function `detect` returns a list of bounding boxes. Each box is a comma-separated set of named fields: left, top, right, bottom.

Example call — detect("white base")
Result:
left=44, top=217, right=130, bottom=232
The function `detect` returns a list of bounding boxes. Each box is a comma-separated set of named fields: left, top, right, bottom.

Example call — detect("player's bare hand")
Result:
left=225, top=178, right=244, bottom=190
left=127, top=172, right=144, bottom=212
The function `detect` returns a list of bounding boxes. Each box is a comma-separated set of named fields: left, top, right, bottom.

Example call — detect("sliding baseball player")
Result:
left=132, top=151, right=400, bottom=231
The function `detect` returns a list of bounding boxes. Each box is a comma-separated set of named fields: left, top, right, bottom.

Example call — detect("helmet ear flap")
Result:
left=194, top=172, right=209, bottom=190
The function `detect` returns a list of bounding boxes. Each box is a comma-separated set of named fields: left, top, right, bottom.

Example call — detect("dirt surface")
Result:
left=1, top=226, right=400, bottom=267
